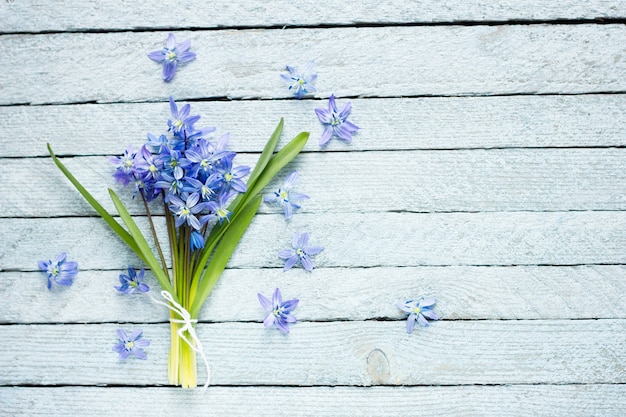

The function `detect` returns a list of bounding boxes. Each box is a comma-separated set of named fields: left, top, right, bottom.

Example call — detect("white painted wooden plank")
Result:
left=2, top=266, right=625, bottom=324
left=2, top=211, right=626, bottom=271
left=1, top=25, right=624, bottom=105
left=2, top=0, right=625, bottom=33
left=3, top=385, right=626, bottom=417
left=0, top=320, right=624, bottom=385
left=6, top=148, right=626, bottom=217
left=3, top=95, right=625, bottom=158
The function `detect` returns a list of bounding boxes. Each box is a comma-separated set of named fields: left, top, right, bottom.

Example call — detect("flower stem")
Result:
left=140, top=191, right=170, bottom=282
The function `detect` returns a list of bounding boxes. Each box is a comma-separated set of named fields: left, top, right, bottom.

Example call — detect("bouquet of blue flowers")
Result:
left=47, top=97, right=308, bottom=388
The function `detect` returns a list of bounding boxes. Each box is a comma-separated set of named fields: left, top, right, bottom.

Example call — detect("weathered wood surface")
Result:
left=2, top=25, right=625, bottom=105
left=3, top=95, right=626, bottom=158
left=2, top=266, right=626, bottom=324
left=4, top=148, right=626, bottom=217
left=2, top=211, right=626, bottom=271
left=1, top=2, right=625, bottom=415
left=1, top=320, right=625, bottom=386
left=2, top=0, right=625, bottom=33
left=3, top=385, right=626, bottom=417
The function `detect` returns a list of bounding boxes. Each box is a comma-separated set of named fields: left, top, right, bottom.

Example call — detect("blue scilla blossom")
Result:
left=110, top=146, right=140, bottom=186
left=135, top=146, right=163, bottom=182
left=185, top=135, right=234, bottom=179
left=145, top=132, right=169, bottom=154
left=158, top=146, right=191, bottom=179
left=168, top=193, right=208, bottom=230
left=209, top=157, right=250, bottom=194
left=264, top=171, right=309, bottom=219
left=279, top=232, right=324, bottom=272
left=113, top=329, right=150, bottom=360
left=38, top=252, right=78, bottom=289
left=183, top=176, right=216, bottom=201
left=281, top=61, right=317, bottom=99
left=258, top=288, right=299, bottom=333
left=167, top=96, right=201, bottom=138
left=397, top=297, right=439, bottom=334
left=315, top=94, right=360, bottom=146
left=148, top=33, right=196, bottom=82
left=114, top=267, right=150, bottom=294
left=154, top=170, right=185, bottom=201
left=201, top=191, right=235, bottom=225
left=190, top=230, right=205, bottom=252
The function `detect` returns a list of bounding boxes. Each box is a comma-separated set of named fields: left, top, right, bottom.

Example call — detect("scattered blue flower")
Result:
left=114, top=267, right=150, bottom=294
left=279, top=231, right=324, bottom=272
left=315, top=94, right=360, bottom=146
left=147, top=33, right=196, bottom=82
left=264, top=171, right=309, bottom=219
left=258, top=288, right=299, bottom=333
left=113, top=329, right=150, bottom=360
left=281, top=61, right=317, bottom=99
left=397, top=297, right=439, bottom=334
left=38, top=252, right=78, bottom=289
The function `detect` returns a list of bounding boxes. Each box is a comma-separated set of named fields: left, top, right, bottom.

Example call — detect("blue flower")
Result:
left=278, top=232, right=324, bottom=272
left=147, top=33, right=196, bottom=82
left=114, top=267, right=150, bottom=294
left=190, top=230, right=205, bottom=252
left=258, top=288, right=299, bottom=333
left=397, top=297, right=439, bottom=334
left=315, top=94, right=360, bottom=146
left=209, top=157, right=250, bottom=194
left=109, top=146, right=140, bottom=186
left=113, top=329, right=150, bottom=360
left=168, top=193, right=208, bottom=230
left=264, top=171, right=309, bottom=219
left=201, top=191, right=236, bottom=225
left=154, top=171, right=185, bottom=200
left=38, top=252, right=78, bottom=289
left=281, top=61, right=317, bottom=99
left=167, top=97, right=201, bottom=138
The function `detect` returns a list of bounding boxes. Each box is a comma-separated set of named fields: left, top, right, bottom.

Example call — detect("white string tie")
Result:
left=152, top=290, right=210, bottom=389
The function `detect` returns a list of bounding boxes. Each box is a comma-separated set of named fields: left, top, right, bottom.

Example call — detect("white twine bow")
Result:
left=152, top=290, right=210, bottom=389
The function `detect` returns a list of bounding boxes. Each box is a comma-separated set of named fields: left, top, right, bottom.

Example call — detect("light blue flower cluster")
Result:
left=110, top=96, right=250, bottom=250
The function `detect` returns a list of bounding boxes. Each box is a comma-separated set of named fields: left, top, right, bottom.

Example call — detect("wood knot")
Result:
left=366, top=348, right=390, bottom=384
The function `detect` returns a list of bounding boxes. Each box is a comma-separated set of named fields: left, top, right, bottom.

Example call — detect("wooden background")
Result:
left=1, top=1, right=626, bottom=415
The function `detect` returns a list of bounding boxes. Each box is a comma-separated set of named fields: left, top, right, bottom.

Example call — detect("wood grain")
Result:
left=2, top=385, right=626, bottom=416
left=2, top=211, right=626, bottom=271
left=1, top=25, right=625, bottom=105
left=2, top=0, right=625, bottom=33
left=5, top=148, right=626, bottom=217
left=1, top=320, right=624, bottom=386
left=3, top=95, right=625, bottom=158
left=2, top=266, right=625, bottom=324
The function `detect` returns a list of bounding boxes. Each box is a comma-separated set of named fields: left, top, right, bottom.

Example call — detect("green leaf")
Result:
left=47, top=144, right=139, bottom=253
left=241, top=131, right=309, bottom=209
left=218, top=119, right=284, bottom=228
left=189, top=195, right=262, bottom=318
left=108, top=188, right=176, bottom=299
left=247, top=118, right=284, bottom=187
